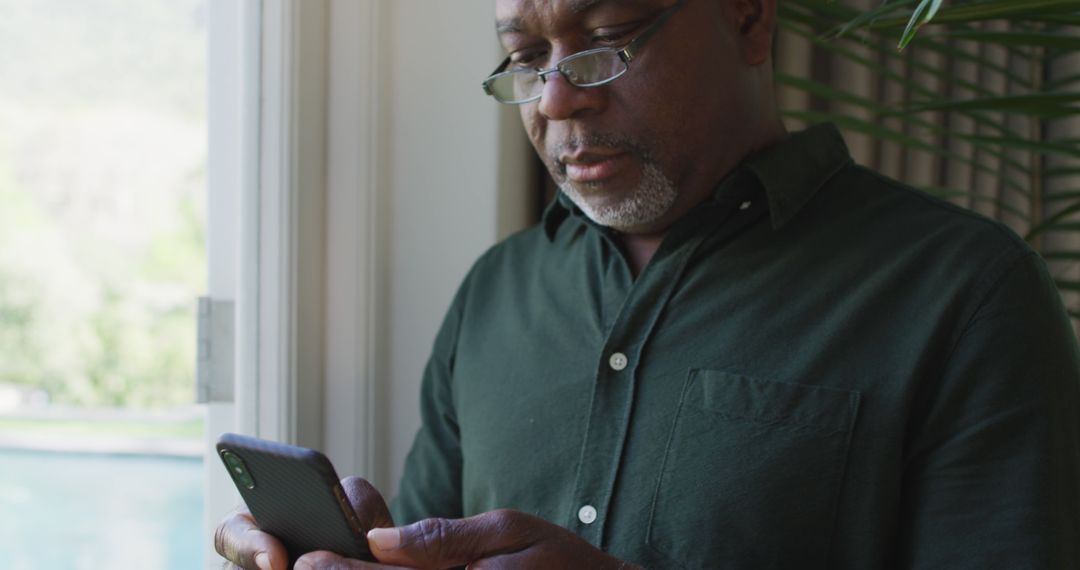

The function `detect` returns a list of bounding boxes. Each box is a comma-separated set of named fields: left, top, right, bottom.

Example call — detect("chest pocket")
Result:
left=647, top=369, right=860, bottom=569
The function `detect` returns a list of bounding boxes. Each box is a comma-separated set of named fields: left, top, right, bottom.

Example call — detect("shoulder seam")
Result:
left=902, top=249, right=1040, bottom=468
left=849, top=164, right=1031, bottom=251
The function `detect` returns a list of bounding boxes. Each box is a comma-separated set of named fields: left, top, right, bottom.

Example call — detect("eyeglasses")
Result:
left=482, top=0, right=687, bottom=105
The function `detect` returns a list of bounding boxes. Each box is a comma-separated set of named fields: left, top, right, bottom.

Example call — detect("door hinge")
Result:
left=196, top=297, right=235, bottom=403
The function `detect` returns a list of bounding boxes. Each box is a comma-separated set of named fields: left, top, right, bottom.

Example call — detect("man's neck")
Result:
left=617, top=231, right=665, bottom=279
left=614, top=118, right=790, bottom=279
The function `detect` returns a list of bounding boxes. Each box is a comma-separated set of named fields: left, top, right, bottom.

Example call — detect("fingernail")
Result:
left=367, top=527, right=401, bottom=551
left=255, top=552, right=273, bottom=570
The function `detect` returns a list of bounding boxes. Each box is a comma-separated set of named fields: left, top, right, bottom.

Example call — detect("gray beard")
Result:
left=558, top=160, right=678, bottom=232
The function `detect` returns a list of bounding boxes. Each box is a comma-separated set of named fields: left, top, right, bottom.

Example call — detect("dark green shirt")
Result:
left=391, top=124, right=1080, bottom=569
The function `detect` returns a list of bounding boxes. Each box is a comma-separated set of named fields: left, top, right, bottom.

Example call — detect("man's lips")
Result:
left=561, top=151, right=629, bottom=183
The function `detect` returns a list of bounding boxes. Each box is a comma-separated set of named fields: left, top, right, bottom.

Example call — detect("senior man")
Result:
left=217, top=0, right=1080, bottom=568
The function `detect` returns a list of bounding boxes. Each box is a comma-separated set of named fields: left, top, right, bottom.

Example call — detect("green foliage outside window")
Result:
left=0, top=0, right=206, bottom=409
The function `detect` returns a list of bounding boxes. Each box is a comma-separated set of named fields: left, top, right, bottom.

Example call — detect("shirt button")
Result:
left=578, top=505, right=598, bottom=525
left=608, top=352, right=628, bottom=371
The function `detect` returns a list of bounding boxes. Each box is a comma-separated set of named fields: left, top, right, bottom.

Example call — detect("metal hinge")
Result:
left=196, top=297, right=235, bottom=403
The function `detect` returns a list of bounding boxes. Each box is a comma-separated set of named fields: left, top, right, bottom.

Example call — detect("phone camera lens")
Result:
left=220, top=450, right=256, bottom=489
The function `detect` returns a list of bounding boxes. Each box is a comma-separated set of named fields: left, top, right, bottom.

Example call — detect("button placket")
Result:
left=566, top=198, right=756, bottom=545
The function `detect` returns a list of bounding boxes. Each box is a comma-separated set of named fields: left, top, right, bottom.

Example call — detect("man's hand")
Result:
left=214, top=476, right=395, bottom=570
left=356, top=509, right=640, bottom=570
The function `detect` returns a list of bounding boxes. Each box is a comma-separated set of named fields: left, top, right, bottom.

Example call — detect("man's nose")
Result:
left=536, top=72, right=607, bottom=121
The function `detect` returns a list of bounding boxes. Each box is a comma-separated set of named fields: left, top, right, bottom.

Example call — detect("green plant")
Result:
left=778, top=0, right=1080, bottom=319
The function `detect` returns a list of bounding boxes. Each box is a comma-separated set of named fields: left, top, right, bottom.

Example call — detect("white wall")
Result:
left=319, top=0, right=533, bottom=495
left=375, top=0, right=532, bottom=495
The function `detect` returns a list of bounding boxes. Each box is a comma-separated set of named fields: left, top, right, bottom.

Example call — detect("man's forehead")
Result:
left=495, top=0, right=656, bottom=34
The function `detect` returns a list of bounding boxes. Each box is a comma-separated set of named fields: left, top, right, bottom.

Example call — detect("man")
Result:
left=217, top=0, right=1080, bottom=568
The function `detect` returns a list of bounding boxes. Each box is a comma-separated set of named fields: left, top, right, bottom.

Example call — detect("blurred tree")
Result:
left=0, top=0, right=206, bottom=409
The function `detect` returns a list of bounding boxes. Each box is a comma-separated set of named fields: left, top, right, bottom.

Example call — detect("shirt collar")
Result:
left=542, top=123, right=852, bottom=240
left=739, top=122, right=852, bottom=230
left=542, top=191, right=574, bottom=241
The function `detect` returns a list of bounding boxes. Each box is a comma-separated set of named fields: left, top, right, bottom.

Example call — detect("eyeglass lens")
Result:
left=490, top=50, right=628, bottom=103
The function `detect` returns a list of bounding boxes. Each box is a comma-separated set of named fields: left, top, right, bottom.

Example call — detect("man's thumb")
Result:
left=367, top=513, right=522, bottom=569
left=367, top=527, right=402, bottom=552
left=368, top=519, right=467, bottom=569
left=368, top=510, right=535, bottom=569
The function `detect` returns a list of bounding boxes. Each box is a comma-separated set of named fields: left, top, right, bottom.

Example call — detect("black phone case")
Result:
left=216, top=433, right=373, bottom=563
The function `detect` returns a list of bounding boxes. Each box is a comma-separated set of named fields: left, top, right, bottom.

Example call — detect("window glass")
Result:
left=0, top=1, right=207, bottom=567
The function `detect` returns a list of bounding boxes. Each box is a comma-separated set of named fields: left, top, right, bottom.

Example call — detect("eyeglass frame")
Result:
left=481, top=0, right=688, bottom=105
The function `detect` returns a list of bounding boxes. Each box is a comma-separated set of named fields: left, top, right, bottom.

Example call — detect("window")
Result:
left=0, top=1, right=207, bottom=566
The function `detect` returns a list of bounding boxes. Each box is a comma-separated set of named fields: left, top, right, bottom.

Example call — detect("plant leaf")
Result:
left=1033, top=223, right=1080, bottom=233
left=1042, top=251, right=1080, bottom=261
left=945, top=30, right=1080, bottom=51
left=1046, top=168, right=1080, bottom=179
left=1054, top=280, right=1080, bottom=293
left=867, top=0, right=1080, bottom=29
left=780, top=109, right=1033, bottom=197
left=1026, top=199, right=1080, bottom=240
left=776, top=73, right=1035, bottom=175
left=780, top=2, right=1034, bottom=86
left=899, top=0, right=945, bottom=51
left=832, top=0, right=918, bottom=38
left=902, top=93, right=1080, bottom=119
left=951, top=133, right=1080, bottom=159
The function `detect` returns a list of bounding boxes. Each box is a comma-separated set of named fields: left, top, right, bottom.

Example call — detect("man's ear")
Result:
left=733, top=0, right=776, bottom=66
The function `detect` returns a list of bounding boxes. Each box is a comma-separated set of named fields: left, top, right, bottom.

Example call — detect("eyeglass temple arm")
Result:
left=622, top=0, right=687, bottom=62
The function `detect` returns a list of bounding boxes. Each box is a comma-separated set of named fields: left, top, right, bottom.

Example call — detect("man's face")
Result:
left=495, top=0, right=761, bottom=234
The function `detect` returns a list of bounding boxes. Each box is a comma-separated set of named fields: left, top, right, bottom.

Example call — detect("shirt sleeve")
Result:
left=897, top=250, right=1080, bottom=569
left=389, top=277, right=470, bottom=525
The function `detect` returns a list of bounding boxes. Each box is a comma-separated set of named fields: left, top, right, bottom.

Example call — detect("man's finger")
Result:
left=213, top=509, right=289, bottom=570
left=367, top=510, right=540, bottom=569
left=340, top=476, right=395, bottom=530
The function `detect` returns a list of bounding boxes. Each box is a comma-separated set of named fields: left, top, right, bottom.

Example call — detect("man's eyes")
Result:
left=592, top=24, right=639, bottom=45
left=505, top=21, right=642, bottom=68
left=511, top=50, right=547, bottom=68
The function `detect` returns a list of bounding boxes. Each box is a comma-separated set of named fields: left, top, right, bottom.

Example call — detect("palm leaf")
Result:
left=866, top=0, right=1080, bottom=29
left=1043, top=251, right=1080, bottom=261
left=778, top=0, right=1080, bottom=322
left=782, top=2, right=1033, bottom=85
left=945, top=30, right=1080, bottom=51
left=776, top=73, right=1038, bottom=183
left=1027, top=199, right=1080, bottom=240
left=898, top=0, right=946, bottom=50
left=902, top=93, right=1080, bottom=120
left=781, top=110, right=1035, bottom=199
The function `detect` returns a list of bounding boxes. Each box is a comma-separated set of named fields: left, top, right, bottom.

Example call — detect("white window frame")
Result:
left=204, top=0, right=261, bottom=566
left=205, top=0, right=532, bottom=564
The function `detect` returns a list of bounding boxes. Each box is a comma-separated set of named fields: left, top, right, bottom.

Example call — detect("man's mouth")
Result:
left=560, top=151, right=630, bottom=184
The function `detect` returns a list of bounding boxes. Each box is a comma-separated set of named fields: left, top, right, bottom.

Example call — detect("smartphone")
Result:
left=216, top=433, right=374, bottom=562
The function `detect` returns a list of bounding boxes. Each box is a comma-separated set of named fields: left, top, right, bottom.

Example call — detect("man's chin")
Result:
left=597, top=212, right=676, bottom=236
left=571, top=196, right=676, bottom=234
left=558, top=159, right=680, bottom=233
left=569, top=186, right=635, bottom=212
